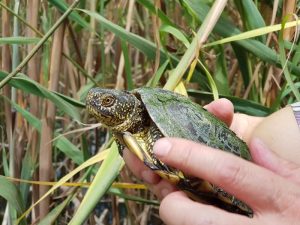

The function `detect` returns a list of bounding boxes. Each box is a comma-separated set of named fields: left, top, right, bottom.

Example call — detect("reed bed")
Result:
left=0, top=0, right=299, bottom=224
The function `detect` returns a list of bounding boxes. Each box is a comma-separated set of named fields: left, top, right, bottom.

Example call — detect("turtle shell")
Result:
left=134, top=87, right=251, bottom=160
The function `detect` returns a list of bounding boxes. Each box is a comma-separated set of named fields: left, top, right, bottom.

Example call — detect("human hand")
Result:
left=123, top=98, right=300, bottom=224
left=123, top=98, right=262, bottom=198
left=123, top=98, right=234, bottom=198
left=154, top=137, right=300, bottom=225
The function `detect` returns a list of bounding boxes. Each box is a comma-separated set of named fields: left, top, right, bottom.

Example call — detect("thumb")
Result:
left=250, top=138, right=300, bottom=185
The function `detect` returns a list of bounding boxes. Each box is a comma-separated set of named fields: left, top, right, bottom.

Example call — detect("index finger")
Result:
left=153, top=138, right=300, bottom=213
left=204, top=98, right=234, bottom=127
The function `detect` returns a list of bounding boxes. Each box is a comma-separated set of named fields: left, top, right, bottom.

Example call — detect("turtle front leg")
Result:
left=114, top=131, right=152, bottom=165
left=120, top=131, right=161, bottom=171
left=122, top=132, right=150, bottom=163
left=122, top=132, right=182, bottom=184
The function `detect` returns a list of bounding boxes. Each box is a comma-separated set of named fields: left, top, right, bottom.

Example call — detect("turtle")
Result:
left=86, top=87, right=253, bottom=216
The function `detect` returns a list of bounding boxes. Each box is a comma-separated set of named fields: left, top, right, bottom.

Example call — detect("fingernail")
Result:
left=153, top=139, right=172, bottom=157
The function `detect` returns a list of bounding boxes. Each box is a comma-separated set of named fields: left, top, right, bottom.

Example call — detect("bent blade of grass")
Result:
left=160, top=25, right=218, bottom=96
left=204, top=20, right=300, bottom=48
left=183, top=0, right=300, bottom=75
left=16, top=74, right=81, bottom=120
left=48, top=0, right=89, bottom=28
left=197, top=59, right=219, bottom=100
left=0, top=72, right=82, bottom=119
left=3, top=96, right=84, bottom=164
left=159, top=24, right=190, bottom=48
left=136, top=0, right=177, bottom=28
left=16, top=149, right=109, bottom=224
left=79, top=9, right=178, bottom=64
left=147, top=60, right=169, bottom=87
left=69, top=142, right=124, bottom=225
left=53, top=91, right=85, bottom=108
left=51, top=0, right=181, bottom=71
left=163, top=0, right=228, bottom=91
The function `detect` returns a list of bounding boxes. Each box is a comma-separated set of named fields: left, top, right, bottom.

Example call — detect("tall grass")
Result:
left=0, top=0, right=299, bottom=224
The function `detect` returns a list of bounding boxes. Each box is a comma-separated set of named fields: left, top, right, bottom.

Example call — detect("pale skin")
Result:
left=123, top=98, right=300, bottom=224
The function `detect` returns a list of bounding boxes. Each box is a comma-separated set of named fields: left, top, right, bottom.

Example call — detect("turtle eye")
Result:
left=101, top=95, right=115, bottom=107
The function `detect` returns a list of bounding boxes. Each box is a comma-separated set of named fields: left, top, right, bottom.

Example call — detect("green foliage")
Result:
left=0, top=0, right=299, bottom=224
left=69, top=143, right=123, bottom=225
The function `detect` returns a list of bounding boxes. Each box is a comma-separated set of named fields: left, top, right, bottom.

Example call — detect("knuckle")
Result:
left=217, top=159, right=244, bottom=187
left=176, top=143, right=195, bottom=170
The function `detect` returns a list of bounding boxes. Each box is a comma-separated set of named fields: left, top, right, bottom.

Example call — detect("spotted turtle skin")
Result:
left=86, top=87, right=253, bottom=216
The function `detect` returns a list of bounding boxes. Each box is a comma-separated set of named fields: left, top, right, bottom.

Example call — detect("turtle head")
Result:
left=86, top=88, right=142, bottom=131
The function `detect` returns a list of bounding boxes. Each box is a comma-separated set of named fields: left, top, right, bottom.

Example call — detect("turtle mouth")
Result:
left=86, top=105, right=101, bottom=118
left=87, top=105, right=110, bottom=120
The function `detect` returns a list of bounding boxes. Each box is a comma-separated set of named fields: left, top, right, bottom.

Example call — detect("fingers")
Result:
left=123, top=148, right=160, bottom=184
left=153, top=138, right=300, bottom=212
left=204, top=98, right=234, bottom=127
left=250, top=138, right=300, bottom=186
left=203, top=99, right=263, bottom=142
left=148, top=178, right=178, bottom=200
left=159, top=191, right=252, bottom=225
left=123, top=148, right=177, bottom=199
left=230, top=114, right=263, bottom=142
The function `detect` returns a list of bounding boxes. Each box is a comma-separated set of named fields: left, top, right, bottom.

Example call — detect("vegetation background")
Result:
left=0, top=0, right=299, bottom=224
